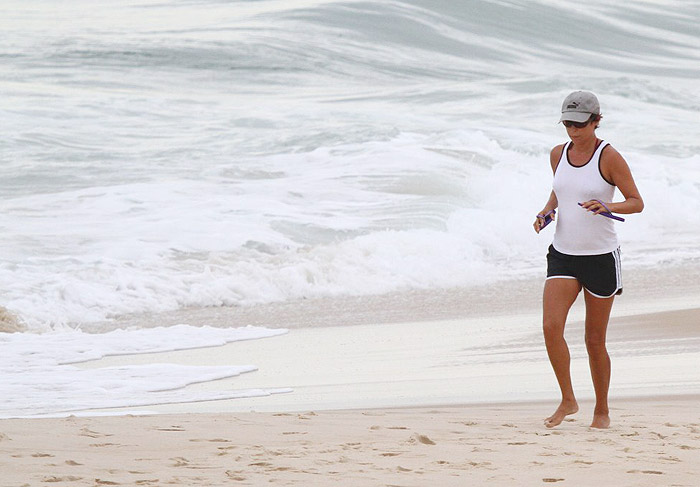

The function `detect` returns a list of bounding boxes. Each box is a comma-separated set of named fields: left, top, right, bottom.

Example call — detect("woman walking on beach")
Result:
left=534, top=91, right=644, bottom=429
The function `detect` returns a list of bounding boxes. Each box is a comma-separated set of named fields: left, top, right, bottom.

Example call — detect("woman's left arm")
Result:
left=583, top=147, right=644, bottom=215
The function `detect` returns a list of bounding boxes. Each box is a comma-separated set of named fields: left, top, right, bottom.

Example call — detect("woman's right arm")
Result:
left=533, top=146, right=563, bottom=233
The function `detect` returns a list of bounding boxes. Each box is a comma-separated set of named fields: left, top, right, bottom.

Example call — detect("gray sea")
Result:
left=1, top=0, right=699, bottom=331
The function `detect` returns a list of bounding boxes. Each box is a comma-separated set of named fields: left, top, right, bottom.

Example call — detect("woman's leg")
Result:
left=583, top=290, right=615, bottom=429
left=543, top=277, right=582, bottom=428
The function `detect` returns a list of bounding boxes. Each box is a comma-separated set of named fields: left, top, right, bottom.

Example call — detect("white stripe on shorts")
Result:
left=613, top=247, right=622, bottom=291
left=587, top=247, right=622, bottom=298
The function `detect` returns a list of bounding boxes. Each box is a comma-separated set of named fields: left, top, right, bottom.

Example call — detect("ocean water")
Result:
left=1, top=0, right=699, bottom=415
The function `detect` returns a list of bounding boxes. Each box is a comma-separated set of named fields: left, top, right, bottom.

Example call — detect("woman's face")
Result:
left=564, top=117, right=597, bottom=141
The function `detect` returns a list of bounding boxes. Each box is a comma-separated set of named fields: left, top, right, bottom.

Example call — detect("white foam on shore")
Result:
left=0, top=325, right=289, bottom=418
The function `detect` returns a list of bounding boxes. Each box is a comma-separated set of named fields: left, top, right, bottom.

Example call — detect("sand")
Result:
left=1, top=397, right=699, bottom=486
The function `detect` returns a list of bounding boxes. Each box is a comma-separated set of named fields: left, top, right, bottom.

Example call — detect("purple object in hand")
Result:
left=537, top=209, right=556, bottom=229
left=578, top=200, right=625, bottom=222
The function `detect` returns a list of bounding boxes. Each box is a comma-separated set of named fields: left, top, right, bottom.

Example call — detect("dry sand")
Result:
left=1, top=397, right=699, bottom=487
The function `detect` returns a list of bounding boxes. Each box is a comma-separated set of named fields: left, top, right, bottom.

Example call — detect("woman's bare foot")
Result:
left=590, top=412, right=610, bottom=429
left=544, top=400, right=579, bottom=428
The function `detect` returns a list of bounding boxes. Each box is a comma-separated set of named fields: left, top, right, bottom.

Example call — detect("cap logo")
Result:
left=567, top=101, right=580, bottom=109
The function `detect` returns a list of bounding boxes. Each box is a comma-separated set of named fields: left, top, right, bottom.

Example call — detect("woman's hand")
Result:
left=534, top=215, right=544, bottom=233
left=580, top=199, right=608, bottom=215
left=536, top=191, right=558, bottom=234
left=534, top=210, right=555, bottom=234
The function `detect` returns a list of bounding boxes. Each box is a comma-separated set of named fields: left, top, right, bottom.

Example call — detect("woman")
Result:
left=534, top=91, right=644, bottom=429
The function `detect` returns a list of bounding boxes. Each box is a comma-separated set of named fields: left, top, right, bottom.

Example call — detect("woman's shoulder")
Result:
left=600, top=143, right=627, bottom=168
left=599, top=143, right=631, bottom=185
left=550, top=143, right=567, bottom=157
left=549, top=143, right=567, bottom=171
left=600, top=142, right=621, bottom=158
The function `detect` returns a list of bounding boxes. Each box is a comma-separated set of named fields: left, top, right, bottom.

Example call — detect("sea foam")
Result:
left=0, top=325, right=289, bottom=418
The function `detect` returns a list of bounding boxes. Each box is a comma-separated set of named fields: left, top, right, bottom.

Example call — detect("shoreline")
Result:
left=2, top=262, right=697, bottom=419
left=71, top=305, right=700, bottom=416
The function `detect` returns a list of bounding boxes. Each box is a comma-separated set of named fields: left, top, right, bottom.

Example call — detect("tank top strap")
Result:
left=593, top=139, right=608, bottom=159
left=554, top=141, right=571, bottom=174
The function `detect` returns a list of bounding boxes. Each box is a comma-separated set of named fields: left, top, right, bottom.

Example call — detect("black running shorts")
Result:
left=546, top=245, right=623, bottom=298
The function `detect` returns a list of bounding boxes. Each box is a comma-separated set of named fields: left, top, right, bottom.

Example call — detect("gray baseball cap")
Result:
left=560, top=91, right=600, bottom=123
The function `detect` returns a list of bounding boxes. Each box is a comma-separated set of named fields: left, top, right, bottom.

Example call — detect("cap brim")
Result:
left=560, top=111, right=591, bottom=123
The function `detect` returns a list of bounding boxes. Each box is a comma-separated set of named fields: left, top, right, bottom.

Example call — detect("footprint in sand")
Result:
left=412, top=434, right=436, bottom=445
left=171, top=457, right=190, bottom=467
left=225, top=470, right=247, bottom=481
left=80, top=427, right=112, bottom=438
left=217, top=446, right=237, bottom=455
left=42, top=476, right=83, bottom=483
left=297, top=412, right=317, bottom=420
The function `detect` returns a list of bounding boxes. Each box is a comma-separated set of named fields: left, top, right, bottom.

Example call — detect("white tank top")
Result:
left=552, top=140, right=619, bottom=255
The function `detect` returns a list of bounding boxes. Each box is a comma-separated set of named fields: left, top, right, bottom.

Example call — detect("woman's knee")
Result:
left=585, top=332, right=607, bottom=353
left=543, top=317, right=565, bottom=343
